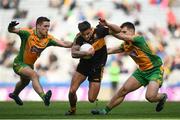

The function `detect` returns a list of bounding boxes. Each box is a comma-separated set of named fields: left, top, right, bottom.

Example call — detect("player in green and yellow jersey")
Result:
left=8, top=17, right=72, bottom=106
left=91, top=18, right=167, bottom=115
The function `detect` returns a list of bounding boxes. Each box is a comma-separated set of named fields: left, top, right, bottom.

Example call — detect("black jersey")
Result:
left=74, top=24, right=109, bottom=68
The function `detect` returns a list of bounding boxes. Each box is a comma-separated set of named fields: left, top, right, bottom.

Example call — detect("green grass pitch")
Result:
left=0, top=101, right=180, bottom=119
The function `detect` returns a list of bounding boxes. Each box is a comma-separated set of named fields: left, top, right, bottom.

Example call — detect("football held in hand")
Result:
left=80, top=43, right=95, bottom=59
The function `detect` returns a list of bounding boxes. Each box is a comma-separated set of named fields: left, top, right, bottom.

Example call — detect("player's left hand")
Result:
left=98, top=18, right=107, bottom=26
left=9, top=21, right=19, bottom=27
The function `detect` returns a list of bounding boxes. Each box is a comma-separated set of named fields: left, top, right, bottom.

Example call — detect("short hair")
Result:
left=121, top=22, right=135, bottom=32
left=36, top=16, right=50, bottom=26
left=78, top=21, right=91, bottom=32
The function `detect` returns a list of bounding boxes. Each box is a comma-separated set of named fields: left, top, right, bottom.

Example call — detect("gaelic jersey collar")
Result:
left=33, top=29, right=40, bottom=38
left=33, top=29, right=47, bottom=39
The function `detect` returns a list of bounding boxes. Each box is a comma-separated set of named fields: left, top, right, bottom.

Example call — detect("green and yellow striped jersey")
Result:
left=120, top=36, right=162, bottom=71
left=15, top=28, right=59, bottom=66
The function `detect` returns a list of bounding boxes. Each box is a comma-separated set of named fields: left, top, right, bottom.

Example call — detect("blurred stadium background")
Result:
left=0, top=0, right=180, bottom=102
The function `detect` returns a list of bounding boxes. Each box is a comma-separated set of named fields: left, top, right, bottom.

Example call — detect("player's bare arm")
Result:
left=99, top=18, right=121, bottom=33
left=8, top=21, right=20, bottom=34
left=54, top=38, right=73, bottom=48
left=113, top=33, right=136, bottom=42
left=107, top=46, right=124, bottom=55
left=71, top=43, right=94, bottom=58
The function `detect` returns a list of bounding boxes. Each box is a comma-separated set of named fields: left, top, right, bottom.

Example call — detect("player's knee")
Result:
left=146, top=94, right=156, bottom=103
left=69, top=88, right=76, bottom=95
left=31, top=72, right=39, bottom=80
left=119, top=87, right=129, bottom=96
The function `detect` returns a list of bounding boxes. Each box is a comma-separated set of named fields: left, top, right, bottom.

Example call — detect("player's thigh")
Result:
left=69, top=71, right=86, bottom=92
left=13, top=61, right=35, bottom=78
left=88, top=82, right=101, bottom=100
left=19, top=66, right=38, bottom=80
left=132, top=69, right=148, bottom=86
left=145, top=67, right=164, bottom=97
left=88, top=67, right=104, bottom=82
left=119, top=76, right=142, bottom=94
left=87, top=67, right=103, bottom=100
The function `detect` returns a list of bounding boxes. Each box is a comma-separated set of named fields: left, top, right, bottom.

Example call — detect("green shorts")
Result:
left=13, top=59, right=33, bottom=75
left=132, top=66, right=164, bottom=86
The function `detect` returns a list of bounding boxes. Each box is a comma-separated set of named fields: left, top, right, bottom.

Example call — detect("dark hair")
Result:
left=78, top=21, right=91, bottom=32
left=36, top=16, right=50, bottom=26
left=121, top=22, right=135, bottom=32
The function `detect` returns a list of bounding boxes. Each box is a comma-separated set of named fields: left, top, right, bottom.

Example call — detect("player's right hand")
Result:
left=86, top=47, right=95, bottom=56
left=90, top=47, right=95, bottom=56
left=9, top=21, right=19, bottom=27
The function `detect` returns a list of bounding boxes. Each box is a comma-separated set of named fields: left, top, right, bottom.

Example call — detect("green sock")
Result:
left=39, top=92, right=45, bottom=100
left=105, top=106, right=111, bottom=113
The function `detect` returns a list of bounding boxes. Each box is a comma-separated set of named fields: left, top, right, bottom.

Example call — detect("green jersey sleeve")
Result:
left=46, top=34, right=60, bottom=46
left=18, top=28, right=31, bottom=41
left=48, top=39, right=60, bottom=46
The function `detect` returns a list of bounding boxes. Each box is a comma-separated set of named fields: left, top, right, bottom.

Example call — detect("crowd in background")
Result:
left=0, top=0, right=180, bottom=90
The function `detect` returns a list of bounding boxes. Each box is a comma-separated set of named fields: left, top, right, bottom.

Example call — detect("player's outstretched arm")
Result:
left=113, top=33, right=136, bottom=42
left=107, top=46, right=124, bottom=55
left=8, top=21, right=20, bottom=33
left=99, top=18, right=121, bottom=33
left=55, top=39, right=73, bottom=48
